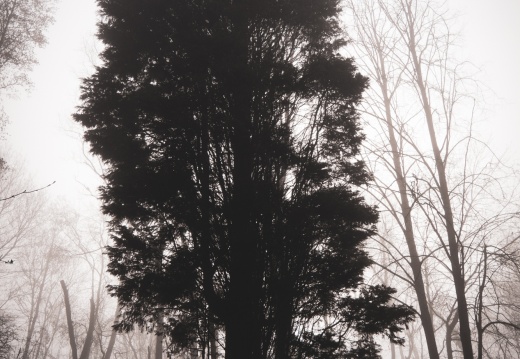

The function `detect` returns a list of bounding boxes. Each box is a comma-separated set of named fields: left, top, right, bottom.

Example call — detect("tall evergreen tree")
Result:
left=75, top=0, right=414, bottom=358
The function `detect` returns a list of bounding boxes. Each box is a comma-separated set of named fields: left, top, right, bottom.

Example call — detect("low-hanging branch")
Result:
left=0, top=180, right=56, bottom=202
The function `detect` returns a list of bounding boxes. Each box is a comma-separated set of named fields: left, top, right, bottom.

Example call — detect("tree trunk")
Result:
left=225, top=5, right=262, bottom=358
left=61, top=280, right=79, bottom=359
left=21, top=251, right=52, bottom=359
left=403, top=3, right=474, bottom=357
left=209, top=321, right=218, bottom=359
left=476, top=245, right=487, bottom=359
left=103, top=303, right=120, bottom=359
left=408, top=41, right=474, bottom=359
left=154, top=334, right=162, bottom=359
left=446, top=312, right=459, bottom=359
left=79, top=298, right=96, bottom=359
left=375, top=45, right=440, bottom=359
left=155, top=312, right=163, bottom=359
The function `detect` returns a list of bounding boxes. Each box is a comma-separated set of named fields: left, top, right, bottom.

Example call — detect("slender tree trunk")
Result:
left=103, top=303, right=120, bottom=359
left=155, top=311, right=163, bottom=359
left=372, top=42, right=440, bottom=359
left=402, top=3, right=474, bottom=357
left=209, top=321, right=218, bottom=359
left=152, top=237, right=166, bottom=359
left=347, top=3, right=440, bottom=356
left=409, top=42, right=474, bottom=359
left=476, top=245, right=487, bottom=359
left=22, top=253, right=52, bottom=359
left=446, top=312, right=459, bottom=359
left=383, top=253, right=398, bottom=359
left=61, top=280, right=79, bottom=359
left=154, top=334, right=162, bottom=359
left=42, top=306, right=62, bottom=359
left=122, top=333, right=139, bottom=359
left=399, top=345, right=405, bottom=359
left=79, top=298, right=96, bottom=359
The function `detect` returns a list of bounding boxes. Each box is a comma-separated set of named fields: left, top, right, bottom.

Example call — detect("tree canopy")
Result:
left=0, top=0, right=54, bottom=167
left=0, top=0, right=54, bottom=92
left=74, top=0, right=414, bottom=357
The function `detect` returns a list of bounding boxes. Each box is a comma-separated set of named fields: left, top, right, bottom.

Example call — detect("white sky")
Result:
left=3, top=0, right=99, bottom=200
left=2, top=0, right=520, bottom=203
left=454, top=0, right=520, bottom=161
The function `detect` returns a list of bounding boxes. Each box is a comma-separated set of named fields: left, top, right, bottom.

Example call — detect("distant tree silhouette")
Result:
left=0, top=311, right=17, bottom=359
left=0, top=0, right=54, bottom=93
left=0, top=0, right=54, bottom=184
left=75, top=0, right=415, bottom=358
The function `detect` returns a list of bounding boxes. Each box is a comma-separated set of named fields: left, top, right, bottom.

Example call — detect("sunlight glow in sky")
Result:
left=3, top=0, right=519, bottom=202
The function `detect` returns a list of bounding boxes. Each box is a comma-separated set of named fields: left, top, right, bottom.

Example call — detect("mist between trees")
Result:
left=345, top=0, right=520, bottom=358
left=1, top=0, right=519, bottom=359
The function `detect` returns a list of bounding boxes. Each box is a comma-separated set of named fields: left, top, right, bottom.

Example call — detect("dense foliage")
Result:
left=75, top=0, right=414, bottom=357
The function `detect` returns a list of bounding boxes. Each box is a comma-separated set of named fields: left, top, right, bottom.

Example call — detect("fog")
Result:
left=1, top=0, right=519, bottom=358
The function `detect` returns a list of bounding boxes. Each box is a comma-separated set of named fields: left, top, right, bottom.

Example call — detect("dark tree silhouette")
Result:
left=74, top=0, right=414, bottom=358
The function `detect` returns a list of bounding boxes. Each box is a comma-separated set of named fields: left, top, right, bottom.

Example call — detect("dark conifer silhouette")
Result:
left=74, top=0, right=414, bottom=357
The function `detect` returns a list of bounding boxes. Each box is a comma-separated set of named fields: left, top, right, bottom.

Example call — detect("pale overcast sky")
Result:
left=455, top=0, right=520, bottom=160
left=4, top=0, right=99, bottom=199
left=3, top=0, right=519, bottom=200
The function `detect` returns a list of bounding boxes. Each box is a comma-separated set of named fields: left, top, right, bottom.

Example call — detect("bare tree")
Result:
left=0, top=0, right=54, bottom=93
left=0, top=0, right=54, bottom=152
left=0, top=161, right=43, bottom=266
left=15, top=218, right=72, bottom=359
left=346, top=0, right=520, bottom=358
left=345, top=1, right=440, bottom=356
left=473, top=237, right=520, bottom=358
left=61, top=279, right=98, bottom=359
left=0, top=155, right=71, bottom=358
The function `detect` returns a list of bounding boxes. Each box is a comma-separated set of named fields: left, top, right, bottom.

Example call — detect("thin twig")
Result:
left=0, top=181, right=56, bottom=201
